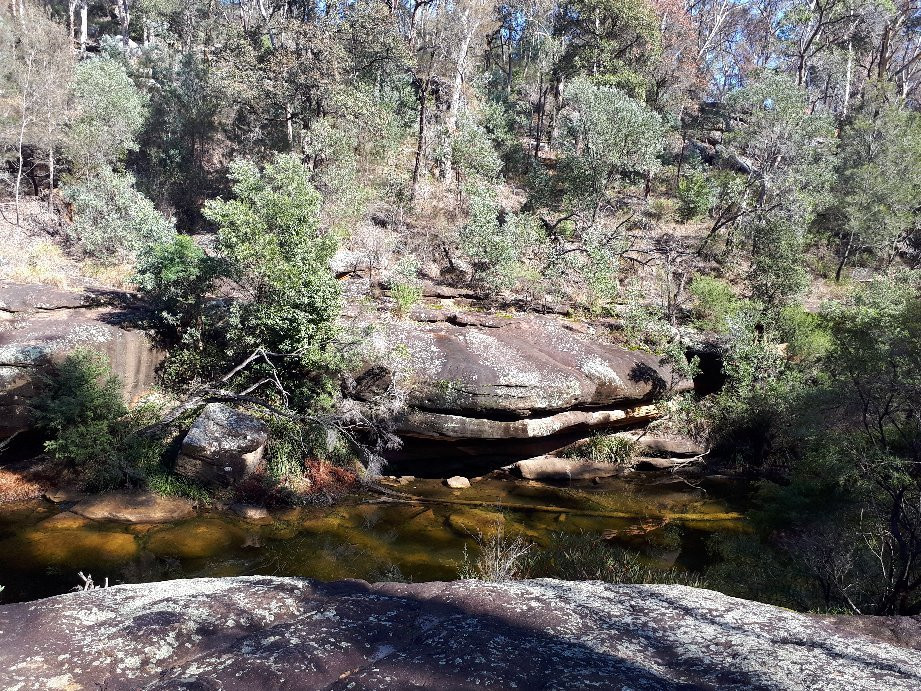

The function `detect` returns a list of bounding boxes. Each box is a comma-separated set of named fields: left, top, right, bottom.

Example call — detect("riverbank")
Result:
left=0, top=474, right=748, bottom=603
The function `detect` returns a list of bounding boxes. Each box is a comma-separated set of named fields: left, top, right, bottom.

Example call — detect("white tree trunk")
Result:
left=843, top=40, right=854, bottom=116
left=80, top=1, right=88, bottom=53
left=68, top=0, right=76, bottom=45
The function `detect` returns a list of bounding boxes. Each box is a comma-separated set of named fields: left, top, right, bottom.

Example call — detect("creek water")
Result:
left=0, top=474, right=749, bottom=603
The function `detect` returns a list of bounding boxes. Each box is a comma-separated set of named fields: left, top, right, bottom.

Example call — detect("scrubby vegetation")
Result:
left=33, top=350, right=164, bottom=492
left=2, top=0, right=921, bottom=613
left=461, top=526, right=705, bottom=587
left=561, top=433, right=637, bottom=465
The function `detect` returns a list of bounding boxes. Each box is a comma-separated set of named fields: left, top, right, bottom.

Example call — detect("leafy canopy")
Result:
left=203, top=154, right=343, bottom=404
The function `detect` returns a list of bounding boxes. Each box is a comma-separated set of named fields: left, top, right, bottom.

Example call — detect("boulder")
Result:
left=361, top=311, right=689, bottom=442
left=70, top=491, right=195, bottom=523
left=444, top=475, right=470, bottom=489
left=175, top=404, right=268, bottom=486
left=615, top=430, right=706, bottom=457
left=230, top=503, right=271, bottom=522
left=634, top=456, right=687, bottom=471
left=514, top=455, right=621, bottom=481
left=371, top=313, right=682, bottom=417
left=0, top=283, right=163, bottom=437
left=42, top=489, right=88, bottom=504
left=1, top=577, right=920, bottom=690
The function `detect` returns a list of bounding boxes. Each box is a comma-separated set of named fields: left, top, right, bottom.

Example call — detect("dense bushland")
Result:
left=2, top=0, right=921, bottom=611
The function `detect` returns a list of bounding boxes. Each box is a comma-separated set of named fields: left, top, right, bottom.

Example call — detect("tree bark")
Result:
left=119, top=0, right=131, bottom=49
left=79, top=1, right=88, bottom=53
left=843, top=39, right=853, bottom=116
left=411, top=81, right=429, bottom=201
left=835, top=228, right=854, bottom=282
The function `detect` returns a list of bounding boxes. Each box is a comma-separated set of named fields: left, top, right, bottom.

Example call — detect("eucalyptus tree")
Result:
left=0, top=4, right=73, bottom=220
left=557, top=77, right=666, bottom=221
left=826, top=94, right=921, bottom=280
left=721, top=73, right=835, bottom=303
left=66, top=55, right=149, bottom=174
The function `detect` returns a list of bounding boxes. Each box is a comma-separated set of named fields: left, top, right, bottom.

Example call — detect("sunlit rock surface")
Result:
left=175, top=403, right=269, bottom=486
left=357, top=310, right=689, bottom=442
left=1, top=576, right=919, bottom=690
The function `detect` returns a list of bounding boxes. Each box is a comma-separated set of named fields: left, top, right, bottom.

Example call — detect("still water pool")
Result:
left=0, top=475, right=749, bottom=603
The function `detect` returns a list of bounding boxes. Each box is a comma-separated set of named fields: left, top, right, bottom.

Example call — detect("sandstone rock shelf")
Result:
left=1, top=576, right=919, bottom=690
left=361, top=310, right=691, bottom=444
left=0, top=282, right=163, bottom=437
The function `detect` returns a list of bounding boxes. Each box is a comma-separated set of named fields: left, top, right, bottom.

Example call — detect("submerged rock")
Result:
left=0, top=576, right=919, bottom=690
left=175, top=403, right=268, bottom=486
left=146, top=519, right=245, bottom=559
left=446, top=508, right=505, bottom=538
left=34, top=511, right=92, bottom=530
left=0, top=528, right=139, bottom=567
left=71, top=491, right=195, bottom=523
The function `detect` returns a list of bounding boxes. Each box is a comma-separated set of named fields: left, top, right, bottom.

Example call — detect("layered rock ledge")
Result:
left=360, top=311, right=689, bottom=443
left=1, top=576, right=919, bottom=690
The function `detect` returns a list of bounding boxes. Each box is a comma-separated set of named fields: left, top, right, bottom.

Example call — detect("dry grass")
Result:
left=81, top=261, right=135, bottom=289
left=0, top=199, right=134, bottom=289
left=2, top=239, right=71, bottom=287
left=232, top=459, right=359, bottom=507
left=459, top=523, right=533, bottom=582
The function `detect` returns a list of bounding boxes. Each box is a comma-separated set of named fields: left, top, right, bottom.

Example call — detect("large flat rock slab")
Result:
left=0, top=577, right=919, bottom=690
left=364, top=312, right=688, bottom=420
left=0, top=283, right=92, bottom=312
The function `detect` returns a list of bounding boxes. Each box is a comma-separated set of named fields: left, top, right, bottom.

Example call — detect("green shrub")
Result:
left=389, top=257, right=423, bottom=316
left=777, top=305, right=831, bottom=361
left=690, top=275, right=744, bottom=333
left=562, top=433, right=636, bottom=464
left=677, top=171, right=714, bottom=221
left=134, top=234, right=216, bottom=343
left=61, top=169, right=175, bottom=264
left=145, top=472, right=213, bottom=504
left=204, top=154, right=343, bottom=407
left=704, top=308, right=804, bottom=470
left=264, top=416, right=310, bottom=484
left=452, top=115, right=503, bottom=180
left=649, top=197, right=674, bottom=221
left=391, top=281, right=422, bottom=316
left=34, top=350, right=163, bottom=491
left=461, top=186, right=541, bottom=295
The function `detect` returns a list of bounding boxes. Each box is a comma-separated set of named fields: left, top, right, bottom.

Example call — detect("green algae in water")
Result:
left=0, top=477, right=750, bottom=603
